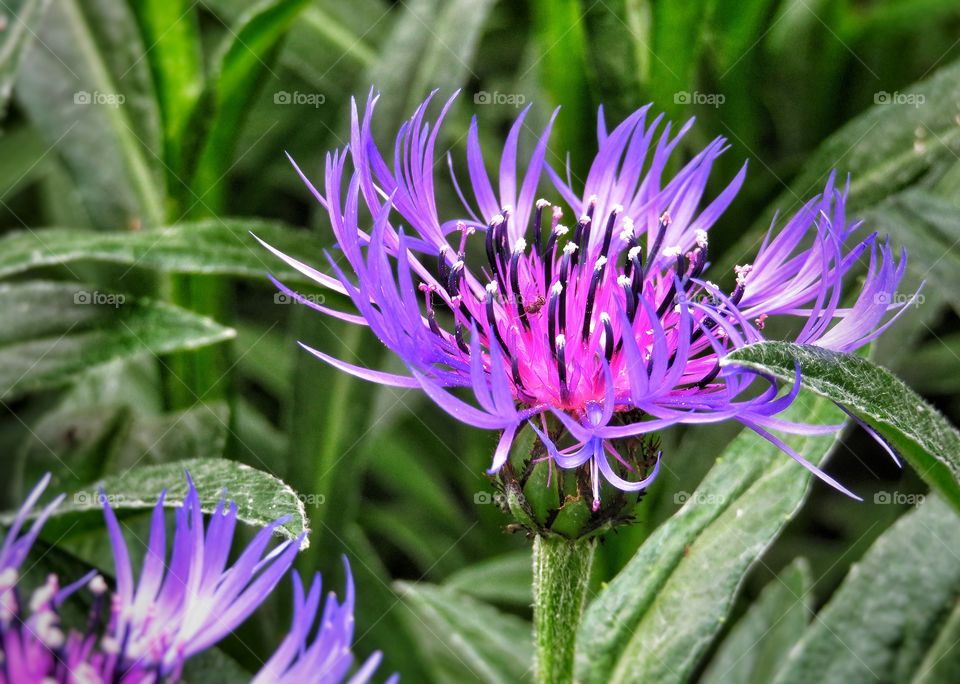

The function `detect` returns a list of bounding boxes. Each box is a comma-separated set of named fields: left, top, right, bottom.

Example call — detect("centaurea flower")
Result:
left=0, top=475, right=301, bottom=682
left=259, top=93, right=911, bottom=511
left=254, top=561, right=396, bottom=684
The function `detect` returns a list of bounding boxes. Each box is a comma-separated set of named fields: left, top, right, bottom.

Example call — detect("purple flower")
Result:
left=97, top=474, right=303, bottom=680
left=254, top=561, right=396, bottom=684
left=0, top=475, right=302, bottom=682
left=259, top=93, right=912, bottom=508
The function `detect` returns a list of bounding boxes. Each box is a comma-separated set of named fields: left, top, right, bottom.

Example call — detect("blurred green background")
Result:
left=3, top=0, right=960, bottom=680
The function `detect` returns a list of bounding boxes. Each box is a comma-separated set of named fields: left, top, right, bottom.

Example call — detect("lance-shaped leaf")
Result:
left=15, top=0, right=166, bottom=228
left=576, top=392, right=844, bottom=684
left=0, top=220, right=325, bottom=284
left=0, top=281, right=234, bottom=400
left=395, top=581, right=533, bottom=684
left=701, top=559, right=813, bottom=684
left=724, top=341, right=960, bottom=513
left=52, top=457, right=309, bottom=544
left=771, top=496, right=960, bottom=684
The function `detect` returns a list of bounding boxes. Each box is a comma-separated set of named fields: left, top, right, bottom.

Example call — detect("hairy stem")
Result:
left=533, top=534, right=596, bottom=684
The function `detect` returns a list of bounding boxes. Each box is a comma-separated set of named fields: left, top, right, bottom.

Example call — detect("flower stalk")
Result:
left=532, top=534, right=596, bottom=684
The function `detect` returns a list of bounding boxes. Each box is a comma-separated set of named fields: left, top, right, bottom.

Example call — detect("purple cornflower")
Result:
left=254, top=561, right=396, bottom=684
left=260, top=92, right=911, bottom=509
left=0, top=475, right=301, bottom=682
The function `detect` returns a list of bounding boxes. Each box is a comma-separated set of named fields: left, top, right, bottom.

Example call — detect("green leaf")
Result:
left=860, top=189, right=960, bottom=303
left=129, top=0, right=204, bottom=179
left=188, top=0, right=310, bottom=214
left=723, top=341, right=960, bottom=514
left=0, top=220, right=324, bottom=284
left=576, top=391, right=844, bottom=684
left=15, top=0, right=166, bottom=228
left=53, top=457, right=309, bottom=543
left=396, top=581, right=533, bottom=684
left=0, top=0, right=50, bottom=118
left=0, top=281, right=234, bottom=401
left=363, top=0, right=494, bottom=133
left=721, top=57, right=960, bottom=273
left=771, top=497, right=960, bottom=684
left=897, top=332, right=960, bottom=396
left=17, top=400, right=229, bottom=493
left=701, top=559, right=813, bottom=684
left=445, top=550, right=532, bottom=608
left=531, top=0, right=593, bottom=171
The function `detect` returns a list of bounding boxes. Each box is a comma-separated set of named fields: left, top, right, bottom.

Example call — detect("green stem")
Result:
left=533, top=534, right=596, bottom=684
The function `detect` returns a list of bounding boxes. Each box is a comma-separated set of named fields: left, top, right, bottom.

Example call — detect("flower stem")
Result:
left=532, top=534, right=596, bottom=684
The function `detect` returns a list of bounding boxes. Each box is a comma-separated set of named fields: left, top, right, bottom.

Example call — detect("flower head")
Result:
left=254, top=561, right=396, bottom=684
left=0, top=475, right=303, bottom=682
left=260, top=92, right=912, bottom=510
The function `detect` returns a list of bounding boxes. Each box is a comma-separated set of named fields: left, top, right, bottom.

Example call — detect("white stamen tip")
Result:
left=485, top=282, right=498, bottom=294
left=595, top=256, right=608, bottom=270
left=551, top=282, right=564, bottom=295
left=617, top=275, right=632, bottom=287
left=663, top=245, right=682, bottom=258
left=555, top=333, right=566, bottom=347
left=612, top=204, right=624, bottom=214
left=563, top=242, right=578, bottom=255
left=695, top=229, right=708, bottom=247
left=490, top=214, right=504, bottom=226
left=88, top=575, right=107, bottom=595
left=579, top=214, right=591, bottom=224
left=628, top=246, right=642, bottom=260
left=513, top=238, right=527, bottom=253
left=536, top=198, right=551, bottom=209
left=554, top=224, right=569, bottom=236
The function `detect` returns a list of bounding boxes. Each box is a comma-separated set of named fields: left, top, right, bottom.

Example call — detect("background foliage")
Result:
left=3, top=0, right=960, bottom=681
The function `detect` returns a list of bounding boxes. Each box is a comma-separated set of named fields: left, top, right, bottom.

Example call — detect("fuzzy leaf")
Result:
left=54, top=457, right=309, bottom=544
left=772, top=497, right=960, bottom=684
left=0, top=220, right=325, bottom=284
left=724, top=341, right=960, bottom=513
left=576, top=392, right=843, bottom=684
left=0, top=281, right=234, bottom=400
left=396, top=581, right=533, bottom=684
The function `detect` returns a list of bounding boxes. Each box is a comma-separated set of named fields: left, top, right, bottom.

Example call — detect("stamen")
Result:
left=485, top=281, right=509, bottom=353
left=628, top=245, right=644, bottom=292
left=644, top=211, right=670, bottom=277
left=437, top=245, right=451, bottom=283
left=581, top=256, right=607, bottom=340
left=454, top=323, right=469, bottom=353
left=509, top=239, right=528, bottom=328
left=534, top=199, right=550, bottom=255
left=544, top=224, right=568, bottom=289
left=572, top=214, right=591, bottom=268
left=556, top=334, right=569, bottom=403
left=548, top=281, right=563, bottom=354
left=600, top=205, right=622, bottom=258
left=619, top=274, right=638, bottom=321
left=447, top=260, right=465, bottom=295
left=600, top=313, right=614, bottom=361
